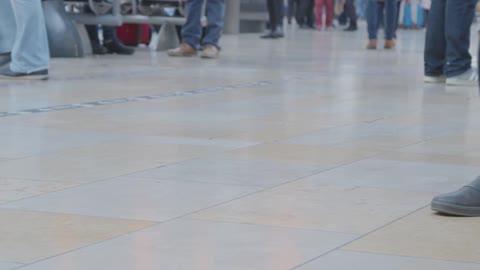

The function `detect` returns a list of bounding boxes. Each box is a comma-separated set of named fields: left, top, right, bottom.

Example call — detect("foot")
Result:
left=446, top=68, right=479, bottom=86
left=0, top=52, right=11, bottom=67
left=200, top=45, right=220, bottom=59
left=104, top=38, right=135, bottom=55
left=0, top=67, right=48, bottom=80
left=91, top=41, right=108, bottom=55
left=261, top=29, right=284, bottom=39
left=431, top=176, right=480, bottom=217
left=315, top=25, right=323, bottom=31
left=384, top=39, right=396, bottom=49
left=366, top=39, right=377, bottom=50
left=424, top=74, right=447, bottom=83
left=344, top=25, right=357, bottom=31
left=167, top=43, right=198, bottom=57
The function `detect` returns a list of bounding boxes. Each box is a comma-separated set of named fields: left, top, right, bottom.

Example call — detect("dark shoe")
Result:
left=344, top=25, right=358, bottom=31
left=0, top=67, right=48, bottom=80
left=91, top=41, right=108, bottom=55
left=431, top=176, right=480, bottom=217
left=0, top=52, right=11, bottom=67
left=261, top=28, right=284, bottom=39
left=104, top=38, right=135, bottom=55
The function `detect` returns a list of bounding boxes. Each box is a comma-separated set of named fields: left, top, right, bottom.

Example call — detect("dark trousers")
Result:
left=86, top=25, right=115, bottom=42
left=424, top=0, right=477, bottom=77
left=288, top=0, right=297, bottom=23
left=366, top=0, right=396, bottom=40
left=345, top=0, right=358, bottom=27
left=296, top=0, right=314, bottom=27
left=267, top=0, right=284, bottom=30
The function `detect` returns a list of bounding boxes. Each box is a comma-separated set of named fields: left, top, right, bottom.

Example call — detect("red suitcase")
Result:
left=116, top=24, right=151, bottom=46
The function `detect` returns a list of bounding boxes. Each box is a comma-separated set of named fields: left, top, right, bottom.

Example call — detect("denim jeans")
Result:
left=181, top=0, right=225, bottom=50
left=0, top=0, right=49, bottom=73
left=366, top=0, right=397, bottom=40
left=424, top=0, right=477, bottom=77
left=356, top=0, right=367, bottom=18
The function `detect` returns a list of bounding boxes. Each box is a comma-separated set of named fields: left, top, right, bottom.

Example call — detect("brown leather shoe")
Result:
left=167, top=43, right=197, bottom=57
left=384, top=39, right=396, bottom=49
left=366, top=39, right=377, bottom=50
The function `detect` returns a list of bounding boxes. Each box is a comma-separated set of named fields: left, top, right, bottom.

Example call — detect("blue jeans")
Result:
left=366, top=0, right=397, bottom=40
left=181, top=0, right=225, bottom=50
left=424, top=0, right=477, bottom=77
left=356, top=0, right=366, bottom=18
left=0, top=0, right=49, bottom=73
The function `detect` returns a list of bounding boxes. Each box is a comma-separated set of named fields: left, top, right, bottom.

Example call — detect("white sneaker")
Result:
left=200, top=45, right=220, bottom=59
left=446, top=68, right=478, bottom=86
left=424, top=74, right=446, bottom=83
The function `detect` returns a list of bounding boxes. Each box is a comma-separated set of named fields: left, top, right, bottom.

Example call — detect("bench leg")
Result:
left=153, top=23, right=180, bottom=51
left=42, top=0, right=86, bottom=57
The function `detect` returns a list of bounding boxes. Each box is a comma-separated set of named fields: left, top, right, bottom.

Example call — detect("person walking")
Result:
left=366, top=0, right=397, bottom=49
left=168, top=0, right=225, bottom=59
left=0, top=0, right=49, bottom=80
left=262, top=0, right=285, bottom=38
left=423, top=0, right=478, bottom=86
left=344, top=0, right=358, bottom=31
left=315, top=0, right=334, bottom=31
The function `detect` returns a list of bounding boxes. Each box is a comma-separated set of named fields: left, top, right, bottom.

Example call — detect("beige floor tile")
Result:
left=376, top=151, right=480, bottom=167
left=0, top=140, right=223, bottom=183
left=12, top=219, right=356, bottom=270
left=0, top=208, right=154, bottom=263
left=297, top=250, right=480, bottom=270
left=344, top=208, right=480, bottom=263
left=189, top=183, right=433, bottom=234
left=0, top=179, right=78, bottom=204
left=223, top=143, right=386, bottom=167
left=0, top=262, right=22, bottom=270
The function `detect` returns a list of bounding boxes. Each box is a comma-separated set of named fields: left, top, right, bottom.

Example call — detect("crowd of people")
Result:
left=1, top=0, right=480, bottom=216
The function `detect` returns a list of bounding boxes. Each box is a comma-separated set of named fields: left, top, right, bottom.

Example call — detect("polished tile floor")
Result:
left=1, top=24, right=480, bottom=270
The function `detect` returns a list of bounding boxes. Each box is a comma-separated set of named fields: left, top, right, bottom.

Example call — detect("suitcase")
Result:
left=116, top=24, right=152, bottom=46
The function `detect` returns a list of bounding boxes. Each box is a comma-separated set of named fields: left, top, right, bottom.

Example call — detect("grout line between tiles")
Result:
left=288, top=204, right=431, bottom=270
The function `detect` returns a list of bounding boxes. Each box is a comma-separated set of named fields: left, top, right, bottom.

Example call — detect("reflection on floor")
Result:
left=0, top=25, right=480, bottom=270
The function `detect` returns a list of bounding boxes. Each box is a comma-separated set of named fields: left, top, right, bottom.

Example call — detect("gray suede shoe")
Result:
left=431, top=176, right=480, bottom=216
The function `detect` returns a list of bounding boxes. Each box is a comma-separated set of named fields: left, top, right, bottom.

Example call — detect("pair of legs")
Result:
left=315, top=0, right=334, bottom=30
left=181, top=0, right=225, bottom=50
left=287, top=0, right=297, bottom=24
left=399, top=0, right=419, bottom=27
left=296, top=0, right=315, bottom=28
left=344, top=0, right=358, bottom=30
left=366, top=0, right=397, bottom=48
left=264, top=0, right=285, bottom=36
left=424, top=0, right=477, bottom=79
left=0, top=0, right=49, bottom=77
left=168, top=0, right=225, bottom=58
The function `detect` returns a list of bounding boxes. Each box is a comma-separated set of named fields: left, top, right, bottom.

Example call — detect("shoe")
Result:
left=424, top=74, right=446, bottom=83
left=366, top=39, right=377, bottom=50
left=431, top=176, right=480, bottom=217
left=446, top=68, right=479, bottom=86
left=315, top=25, right=323, bottom=31
left=384, top=39, right=396, bottom=49
left=167, top=43, right=198, bottom=57
left=344, top=25, right=358, bottom=31
left=261, top=28, right=284, bottom=39
left=0, top=52, right=11, bottom=67
left=104, top=38, right=135, bottom=55
left=0, top=67, right=48, bottom=80
left=200, top=45, right=220, bottom=59
left=91, top=41, right=108, bottom=55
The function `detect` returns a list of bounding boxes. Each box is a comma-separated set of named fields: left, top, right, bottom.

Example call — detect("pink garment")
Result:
left=315, top=0, right=334, bottom=28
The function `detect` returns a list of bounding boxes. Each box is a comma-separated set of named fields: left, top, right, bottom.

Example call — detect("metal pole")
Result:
left=224, top=0, right=240, bottom=34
